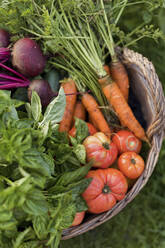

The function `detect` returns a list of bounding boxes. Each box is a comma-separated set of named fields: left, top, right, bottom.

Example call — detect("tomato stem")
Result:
left=102, top=185, right=110, bottom=194
left=102, top=142, right=110, bottom=150
left=131, top=158, right=136, bottom=165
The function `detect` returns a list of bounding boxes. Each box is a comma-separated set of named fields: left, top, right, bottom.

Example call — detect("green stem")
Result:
left=100, top=0, right=116, bottom=60
left=114, top=0, right=128, bottom=25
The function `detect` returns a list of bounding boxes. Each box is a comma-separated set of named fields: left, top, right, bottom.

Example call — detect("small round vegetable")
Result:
left=69, top=122, right=97, bottom=137
left=118, top=152, right=145, bottom=179
left=82, top=168, right=128, bottom=214
left=71, top=211, right=85, bottom=227
left=12, top=38, right=46, bottom=77
left=83, top=132, right=118, bottom=168
left=0, top=29, right=10, bottom=48
left=28, top=79, right=54, bottom=107
left=112, top=130, right=142, bottom=154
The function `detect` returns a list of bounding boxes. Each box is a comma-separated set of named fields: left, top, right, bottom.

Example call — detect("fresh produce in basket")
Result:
left=82, top=168, right=128, bottom=214
left=83, top=132, right=118, bottom=168
left=71, top=211, right=86, bottom=227
left=0, top=0, right=164, bottom=247
left=72, top=100, right=86, bottom=125
left=112, top=130, right=142, bottom=154
left=118, top=152, right=145, bottom=179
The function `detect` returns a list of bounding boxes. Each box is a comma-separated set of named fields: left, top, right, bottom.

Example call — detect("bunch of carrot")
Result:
left=59, top=78, right=111, bottom=138
left=58, top=67, right=147, bottom=144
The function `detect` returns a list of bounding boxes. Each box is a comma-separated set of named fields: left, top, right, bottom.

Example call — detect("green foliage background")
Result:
left=60, top=4, right=165, bottom=248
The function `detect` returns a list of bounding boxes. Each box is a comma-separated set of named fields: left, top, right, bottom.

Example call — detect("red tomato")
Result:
left=71, top=211, right=85, bottom=227
left=69, top=122, right=97, bottom=137
left=112, top=130, right=142, bottom=154
left=82, top=168, right=128, bottom=214
left=83, top=132, right=118, bottom=168
left=118, top=152, right=145, bottom=179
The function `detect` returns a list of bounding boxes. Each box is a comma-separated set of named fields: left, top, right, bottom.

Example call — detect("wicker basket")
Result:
left=62, top=48, right=165, bottom=240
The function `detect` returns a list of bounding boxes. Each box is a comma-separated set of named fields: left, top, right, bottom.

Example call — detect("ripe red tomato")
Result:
left=69, top=122, right=97, bottom=137
left=118, top=151, right=145, bottom=179
left=83, top=132, right=118, bottom=168
left=82, top=168, right=128, bottom=214
left=71, top=211, right=85, bottom=227
left=112, top=130, right=142, bottom=154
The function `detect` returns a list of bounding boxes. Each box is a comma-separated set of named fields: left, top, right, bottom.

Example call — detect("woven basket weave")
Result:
left=62, top=48, right=165, bottom=240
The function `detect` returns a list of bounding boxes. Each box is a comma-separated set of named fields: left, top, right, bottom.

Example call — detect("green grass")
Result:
left=60, top=141, right=165, bottom=248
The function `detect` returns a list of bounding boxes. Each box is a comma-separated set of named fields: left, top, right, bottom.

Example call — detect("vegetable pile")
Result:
left=0, top=0, right=163, bottom=247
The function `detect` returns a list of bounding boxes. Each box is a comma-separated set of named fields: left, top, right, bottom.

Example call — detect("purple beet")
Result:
left=0, top=29, right=10, bottom=48
left=28, top=79, right=55, bottom=107
left=12, top=38, right=46, bottom=77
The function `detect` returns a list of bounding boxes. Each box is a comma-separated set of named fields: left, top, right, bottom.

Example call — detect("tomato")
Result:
left=118, top=152, right=145, bottom=179
left=112, top=130, right=142, bottom=154
left=71, top=211, right=85, bottom=227
left=82, top=168, right=128, bottom=214
left=69, top=122, right=97, bottom=137
left=83, top=132, right=118, bottom=168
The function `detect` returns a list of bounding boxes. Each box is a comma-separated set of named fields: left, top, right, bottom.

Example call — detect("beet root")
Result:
left=12, top=38, right=46, bottom=77
left=0, top=29, right=10, bottom=48
left=28, top=79, right=55, bottom=107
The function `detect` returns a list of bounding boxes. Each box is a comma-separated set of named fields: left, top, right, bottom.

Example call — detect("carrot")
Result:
left=103, top=64, right=110, bottom=75
left=98, top=76, right=147, bottom=142
left=72, top=100, right=86, bottom=125
left=88, top=113, right=98, bottom=130
left=81, top=93, right=111, bottom=138
left=110, top=59, right=129, bottom=101
left=59, top=78, right=77, bottom=132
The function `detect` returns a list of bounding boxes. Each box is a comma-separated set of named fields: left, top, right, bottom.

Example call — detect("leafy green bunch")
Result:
left=0, top=90, right=91, bottom=248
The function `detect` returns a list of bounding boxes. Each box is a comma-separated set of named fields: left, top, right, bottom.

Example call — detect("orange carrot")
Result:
left=110, top=59, right=129, bottom=101
left=81, top=93, right=111, bottom=138
left=72, top=100, right=86, bottom=125
left=88, top=114, right=98, bottom=130
left=59, top=78, right=77, bottom=132
left=98, top=76, right=147, bottom=142
left=103, top=64, right=111, bottom=75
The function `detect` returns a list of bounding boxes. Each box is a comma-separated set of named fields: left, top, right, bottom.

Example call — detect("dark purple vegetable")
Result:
left=28, top=79, right=55, bottom=107
left=12, top=38, right=46, bottom=77
left=0, top=29, right=10, bottom=48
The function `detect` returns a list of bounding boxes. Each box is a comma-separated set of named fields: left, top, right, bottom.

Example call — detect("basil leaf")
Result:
left=31, top=91, right=42, bottom=122
left=13, top=227, right=32, bottom=248
left=75, top=196, right=88, bottom=212
left=73, top=144, right=86, bottom=164
left=32, top=214, right=49, bottom=240
left=23, top=189, right=48, bottom=216
left=40, top=87, right=66, bottom=127
left=25, top=103, right=32, bottom=119
left=56, top=164, right=91, bottom=186
left=75, top=118, right=89, bottom=144
left=21, top=149, right=53, bottom=178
